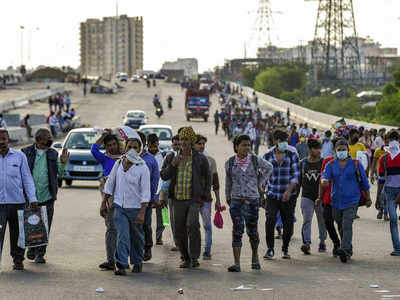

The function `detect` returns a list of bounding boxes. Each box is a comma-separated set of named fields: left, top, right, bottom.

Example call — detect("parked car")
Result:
left=123, top=110, right=147, bottom=129
left=139, top=124, right=173, bottom=151
left=53, top=128, right=103, bottom=187
left=131, top=75, right=140, bottom=82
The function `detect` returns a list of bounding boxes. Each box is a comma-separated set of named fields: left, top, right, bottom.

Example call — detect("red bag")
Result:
left=213, top=206, right=226, bottom=229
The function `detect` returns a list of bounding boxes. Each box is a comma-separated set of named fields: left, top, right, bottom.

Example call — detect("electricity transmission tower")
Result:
left=311, top=0, right=362, bottom=84
left=247, top=0, right=276, bottom=58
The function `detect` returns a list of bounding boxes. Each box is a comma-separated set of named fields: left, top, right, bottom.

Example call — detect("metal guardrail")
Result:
left=0, top=86, right=65, bottom=113
left=234, top=84, right=397, bottom=131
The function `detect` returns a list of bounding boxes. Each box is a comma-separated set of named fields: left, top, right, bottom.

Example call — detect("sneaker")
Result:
left=13, top=262, right=24, bottom=271
left=203, top=252, right=212, bottom=260
left=301, top=244, right=311, bottom=255
left=318, top=242, right=327, bottom=253
left=390, top=251, right=400, bottom=256
left=99, top=262, right=115, bottom=270
left=282, top=250, right=291, bottom=259
left=179, top=260, right=191, bottom=269
left=251, top=262, right=261, bottom=270
left=170, top=246, right=179, bottom=252
left=355, top=215, right=360, bottom=219
left=333, top=245, right=340, bottom=257
left=114, top=268, right=126, bottom=276
left=192, top=259, right=200, bottom=268
left=143, top=249, right=152, bottom=262
left=227, top=264, right=241, bottom=272
left=156, top=239, right=163, bottom=245
left=132, top=264, right=143, bottom=273
left=377, top=210, right=383, bottom=220
left=114, top=263, right=127, bottom=276
left=336, top=248, right=348, bottom=263
left=384, top=214, right=389, bottom=221
left=35, top=256, right=46, bottom=264
left=263, top=248, right=275, bottom=260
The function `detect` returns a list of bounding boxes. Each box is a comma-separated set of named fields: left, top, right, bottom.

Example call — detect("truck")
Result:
left=185, top=89, right=210, bottom=122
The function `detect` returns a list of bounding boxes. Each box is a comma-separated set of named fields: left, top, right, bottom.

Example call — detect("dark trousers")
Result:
left=322, top=204, right=341, bottom=247
left=27, top=200, right=54, bottom=258
left=0, top=204, right=26, bottom=263
left=143, top=206, right=165, bottom=251
left=173, top=199, right=201, bottom=261
left=265, top=196, right=296, bottom=251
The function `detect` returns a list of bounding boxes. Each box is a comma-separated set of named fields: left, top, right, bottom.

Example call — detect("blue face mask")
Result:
left=278, top=142, right=288, bottom=152
left=336, top=150, right=348, bottom=160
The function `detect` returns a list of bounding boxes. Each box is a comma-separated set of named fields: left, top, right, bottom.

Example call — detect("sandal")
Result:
left=227, top=264, right=241, bottom=272
left=251, top=262, right=261, bottom=270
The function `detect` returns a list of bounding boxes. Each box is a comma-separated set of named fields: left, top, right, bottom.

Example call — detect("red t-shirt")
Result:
left=321, top=156, right=334, bottom=204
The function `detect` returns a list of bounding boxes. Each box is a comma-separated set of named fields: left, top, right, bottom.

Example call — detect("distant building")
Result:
left=161, top=58, right=198, bottom=78
left=80, top=15, right=143, bottom=78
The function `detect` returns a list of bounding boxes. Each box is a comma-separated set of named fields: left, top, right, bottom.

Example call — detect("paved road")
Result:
left=0, top=81, right=399, bottom=300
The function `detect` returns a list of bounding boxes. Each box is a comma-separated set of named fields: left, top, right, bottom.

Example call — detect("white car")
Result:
left=123, top=110, right=147, bottom=129
left=139, top=124, right=173, bottom=152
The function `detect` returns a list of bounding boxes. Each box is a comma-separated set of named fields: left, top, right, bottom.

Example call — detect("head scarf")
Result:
left=385, top=140, right=400, bottom=159
left=179, top=126, right=196, bottom=145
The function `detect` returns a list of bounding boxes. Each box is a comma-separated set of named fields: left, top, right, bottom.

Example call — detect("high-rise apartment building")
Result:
left=80, top=15, right=143, bottom=78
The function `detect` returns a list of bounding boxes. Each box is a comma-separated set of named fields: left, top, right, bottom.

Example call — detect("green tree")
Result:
left=383, top=83, right=398, bottom=96
left=254, top=68, right=283, bottom=98
left=241, top=66, right=260, bottom=88
left=376, top=94, right=400, bottom=126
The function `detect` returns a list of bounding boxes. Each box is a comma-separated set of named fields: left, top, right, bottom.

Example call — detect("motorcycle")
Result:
left=156, top=107, right=163, bottom=118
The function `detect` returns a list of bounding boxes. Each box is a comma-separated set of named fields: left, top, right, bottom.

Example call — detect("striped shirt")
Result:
left=378, top=153, right=400, bottom=188
left=174, top=157, right=192, bottom=200
left=263, top=149, right=300, bottom=200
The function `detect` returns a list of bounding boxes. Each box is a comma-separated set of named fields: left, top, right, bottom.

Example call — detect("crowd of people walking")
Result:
left=0, top=83, right=399, bottom=275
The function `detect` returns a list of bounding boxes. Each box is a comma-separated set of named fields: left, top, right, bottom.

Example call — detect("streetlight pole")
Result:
left=20, top=25, right=24, bottom=66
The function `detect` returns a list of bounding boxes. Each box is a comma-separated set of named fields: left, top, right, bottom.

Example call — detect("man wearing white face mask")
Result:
left=376, top=130, right=400, bottom=256
left=320, top=139, right=372, bottom=263
left=263, top=129, right=300, bottom=260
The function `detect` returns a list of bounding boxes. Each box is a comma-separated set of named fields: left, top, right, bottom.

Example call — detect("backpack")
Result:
left=354, top=160, right=367, bottom=207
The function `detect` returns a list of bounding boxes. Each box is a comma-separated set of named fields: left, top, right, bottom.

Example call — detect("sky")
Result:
left=1, top=0, right=399, bottom=72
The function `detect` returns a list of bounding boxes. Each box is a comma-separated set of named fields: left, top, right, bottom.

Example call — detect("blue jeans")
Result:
left=200, top=202, right=212, bottom=253
left=380, top=191, right=388, bottom=216
left=230, top=199, right=260, bottom=248
left=385, top=187, right=400, bottom=253
left=114, top=205, right=144, bottom=268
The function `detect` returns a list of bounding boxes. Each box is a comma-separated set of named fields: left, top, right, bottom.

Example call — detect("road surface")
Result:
left=0, top=80, right=398, bottom=300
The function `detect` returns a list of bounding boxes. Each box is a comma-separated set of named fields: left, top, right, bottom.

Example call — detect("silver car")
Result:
left=54, top=128, right=103, bottom=187
left=123, top=110, right=147, bottom=129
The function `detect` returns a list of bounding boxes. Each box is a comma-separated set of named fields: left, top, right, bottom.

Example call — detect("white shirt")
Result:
left=300, top=127, right=312, bottom=137
left=152, top=151, right=165, bottom=194
left=104, top=161, right=151, bottom=209
left=374, top=135, right=384, bottom=148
